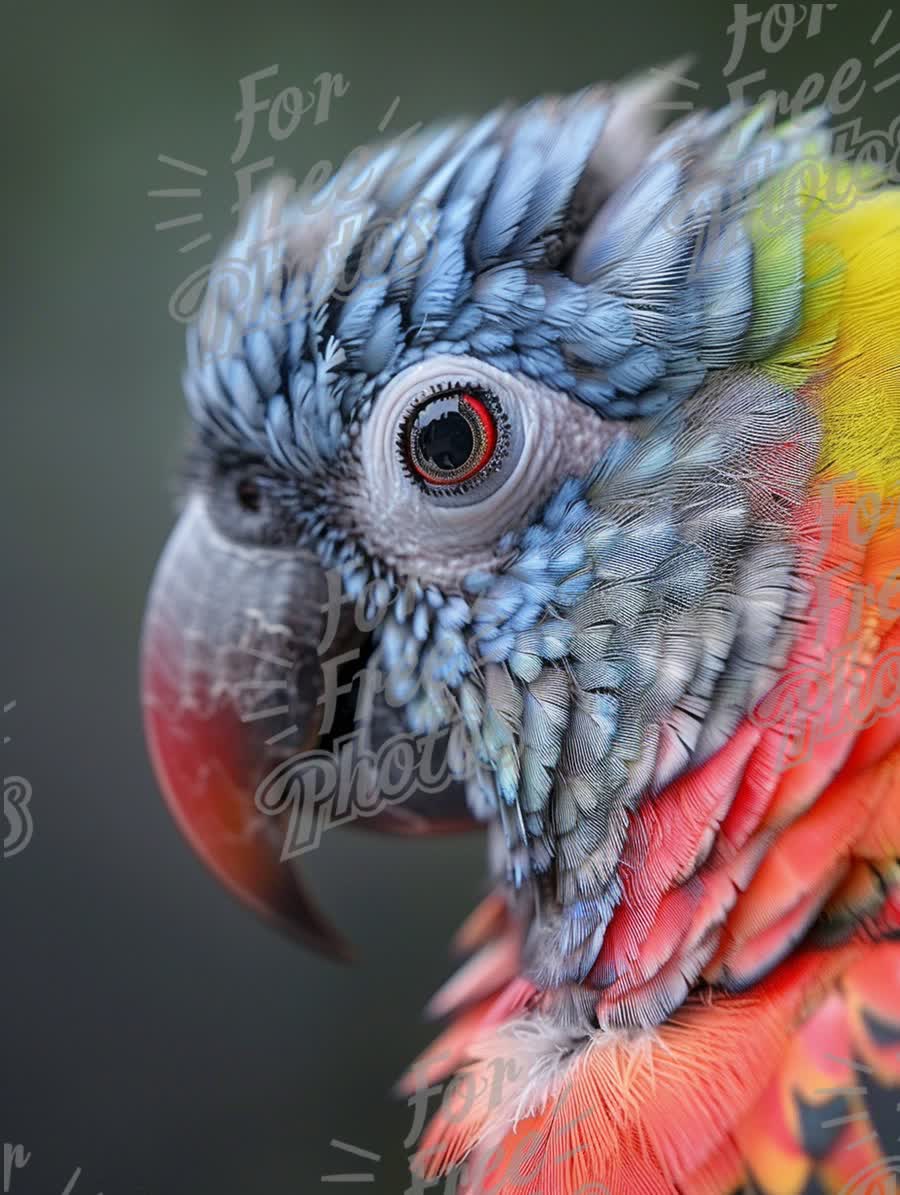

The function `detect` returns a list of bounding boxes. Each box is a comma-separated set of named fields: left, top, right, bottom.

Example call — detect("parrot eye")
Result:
left=402, top=387, right=506, bottom=489
left=353, top=354, right=621, bottom=582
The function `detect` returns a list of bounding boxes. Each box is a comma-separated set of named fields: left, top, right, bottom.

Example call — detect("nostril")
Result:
left=237, top=478, right=262, bottom=512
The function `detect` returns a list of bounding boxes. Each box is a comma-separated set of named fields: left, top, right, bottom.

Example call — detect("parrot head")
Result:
left=142, top=74, right=829, bottom=993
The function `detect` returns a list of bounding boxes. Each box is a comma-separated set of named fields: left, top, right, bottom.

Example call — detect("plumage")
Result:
left=141, top=67, right=900, bottom=1195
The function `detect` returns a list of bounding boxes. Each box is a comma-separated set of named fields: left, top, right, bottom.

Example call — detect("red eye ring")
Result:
left=406, top=389, right=499, bottom=487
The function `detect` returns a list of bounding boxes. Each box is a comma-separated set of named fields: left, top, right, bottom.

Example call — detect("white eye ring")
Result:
left=346, top=353, right=616, bottom=588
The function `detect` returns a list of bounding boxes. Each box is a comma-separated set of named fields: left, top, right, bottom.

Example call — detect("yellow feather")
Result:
left=764, top=173, right=900, bottom=489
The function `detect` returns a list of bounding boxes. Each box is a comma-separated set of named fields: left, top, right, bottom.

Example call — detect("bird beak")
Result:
left=141, top=495, right=356, bottom=959
left=141, top=496, right=477, bottom=958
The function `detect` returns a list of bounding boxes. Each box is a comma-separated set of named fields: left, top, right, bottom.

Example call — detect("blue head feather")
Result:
left=184, top=82, right=829, bottom=470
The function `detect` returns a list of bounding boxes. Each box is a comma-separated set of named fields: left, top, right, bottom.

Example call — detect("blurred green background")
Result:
left=2, top=1, right=897, bottom=1191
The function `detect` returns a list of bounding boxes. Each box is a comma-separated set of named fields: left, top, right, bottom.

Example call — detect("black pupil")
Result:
left=419, top=408, right=474, bottom=472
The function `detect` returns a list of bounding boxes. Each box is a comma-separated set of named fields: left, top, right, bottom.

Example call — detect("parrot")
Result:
left=141, top=68, right=900, bottom=1194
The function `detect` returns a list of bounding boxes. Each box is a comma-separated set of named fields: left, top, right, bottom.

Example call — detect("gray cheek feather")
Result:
left=468, top=367, right=820, bottom=994
left=320, top=362, right=820, bottom=1005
